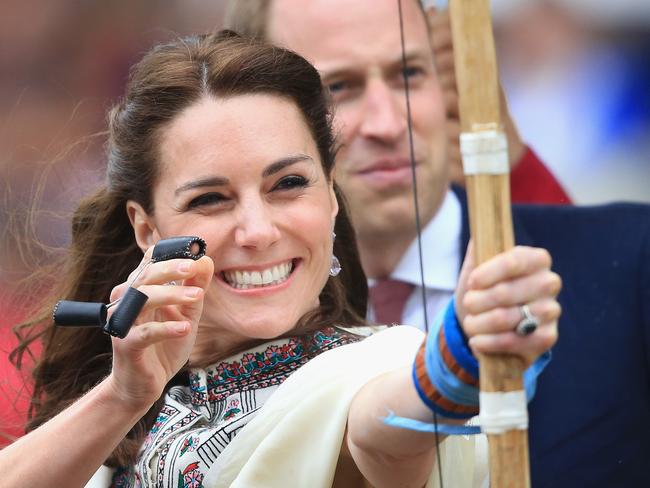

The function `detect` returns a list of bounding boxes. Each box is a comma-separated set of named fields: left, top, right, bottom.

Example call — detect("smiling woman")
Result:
left=132, top=94, right=342, bottom=356
left=2, top=30, right=561, bottom=488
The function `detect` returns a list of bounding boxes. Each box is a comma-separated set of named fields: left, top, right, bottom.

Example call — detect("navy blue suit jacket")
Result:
left=455, top=187, right=650, bottom=487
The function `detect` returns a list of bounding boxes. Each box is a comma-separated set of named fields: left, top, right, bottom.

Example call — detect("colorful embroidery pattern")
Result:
left=178, top=461, right=204, bottom=488
left=190, top=328, right=357, bottom=405
left=221, top=399, right=241, bottom=421
left=130, top=327, right=359, bottom=488
left=179, top=435, right=200, bottom=457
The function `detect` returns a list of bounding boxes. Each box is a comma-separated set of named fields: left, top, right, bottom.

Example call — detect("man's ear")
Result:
left=126, top=200, right=160, bottom=252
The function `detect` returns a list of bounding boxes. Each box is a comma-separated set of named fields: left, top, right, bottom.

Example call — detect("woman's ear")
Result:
left=328, top=168, right=339, bottom=222
left=126, top=200, right=160, bottom=252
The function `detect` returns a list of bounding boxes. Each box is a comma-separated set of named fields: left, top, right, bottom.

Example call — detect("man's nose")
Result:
left=359, top=79, right=407, bottom=143
left=234, top=198, right=281, bottom=250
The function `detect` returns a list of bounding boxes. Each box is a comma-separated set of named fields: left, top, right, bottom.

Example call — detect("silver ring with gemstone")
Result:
left=515, top=304, right=539, bottom=336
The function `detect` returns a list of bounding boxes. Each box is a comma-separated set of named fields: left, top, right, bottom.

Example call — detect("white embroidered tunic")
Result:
left=111, top=328, right=358, bottom=488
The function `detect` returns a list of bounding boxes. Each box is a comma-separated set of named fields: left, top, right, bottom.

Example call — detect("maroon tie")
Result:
left=369, top=279, right=414, bottom=325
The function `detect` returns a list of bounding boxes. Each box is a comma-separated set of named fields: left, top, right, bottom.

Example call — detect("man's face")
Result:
left=268, top=0, right=449, bottom=243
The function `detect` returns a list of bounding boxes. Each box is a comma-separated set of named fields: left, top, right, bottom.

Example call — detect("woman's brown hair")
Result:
left=13, top=30, right=367, bottom=466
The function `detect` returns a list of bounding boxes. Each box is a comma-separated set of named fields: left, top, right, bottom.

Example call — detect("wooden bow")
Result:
left=448, top=0, right=530, bottom=485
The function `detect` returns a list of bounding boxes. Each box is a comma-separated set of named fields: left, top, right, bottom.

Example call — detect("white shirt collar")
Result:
left=389, top=188, right=461, bottom=291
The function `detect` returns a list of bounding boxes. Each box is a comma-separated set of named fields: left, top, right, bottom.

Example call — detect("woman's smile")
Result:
left=220, top=258, right=299, bottom=291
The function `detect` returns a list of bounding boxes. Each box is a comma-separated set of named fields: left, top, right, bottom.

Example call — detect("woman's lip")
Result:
left=220, top=258, right=295, bottom=274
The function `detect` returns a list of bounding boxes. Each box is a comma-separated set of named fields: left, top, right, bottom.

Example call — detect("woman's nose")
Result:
left=234, top=199, right=281, bottom=250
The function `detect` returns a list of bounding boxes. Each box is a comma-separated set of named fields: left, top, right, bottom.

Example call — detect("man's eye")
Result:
left=327, top=80, right=348, bottom=94
left=273, top=175, right=308, bottom=191
left=402, top=66, right=423, bottom=79
left=187, top=192, right=226, bottom=209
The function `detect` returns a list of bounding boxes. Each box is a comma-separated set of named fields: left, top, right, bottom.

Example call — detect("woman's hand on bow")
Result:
left=455, top=244, right=561, bottom=366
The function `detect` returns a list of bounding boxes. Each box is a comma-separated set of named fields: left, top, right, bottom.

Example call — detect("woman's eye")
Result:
left=187, top=192, right=226, bottom=209
left=273, top=175, right=308, bottom=191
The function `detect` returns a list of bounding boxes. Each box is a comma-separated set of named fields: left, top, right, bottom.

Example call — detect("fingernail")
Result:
left=184, top=287, right=200, bottom=298
left=174, top=322, right=189, bottom=333
left=178, top=261, right=191, bottom=272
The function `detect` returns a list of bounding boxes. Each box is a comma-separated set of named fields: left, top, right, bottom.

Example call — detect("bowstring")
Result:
left=397, top=1, right=443, bottom=486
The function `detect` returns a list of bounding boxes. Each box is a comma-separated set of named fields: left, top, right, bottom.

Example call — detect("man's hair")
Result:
left=224, top=0, right=427, bottom=40
left=224, top=0, right=272, bottom=39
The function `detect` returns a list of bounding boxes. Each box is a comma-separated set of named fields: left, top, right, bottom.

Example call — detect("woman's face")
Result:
left=135, top=94, right=338, bottom=359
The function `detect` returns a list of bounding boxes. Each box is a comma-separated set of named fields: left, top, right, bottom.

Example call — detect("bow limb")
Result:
left=447, top=0, right=530, bottom=486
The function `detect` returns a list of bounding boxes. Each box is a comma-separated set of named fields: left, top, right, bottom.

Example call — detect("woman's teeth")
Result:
left=223, top=261, right=294, bottom=289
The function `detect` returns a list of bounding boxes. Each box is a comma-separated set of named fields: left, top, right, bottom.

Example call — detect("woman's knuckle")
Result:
left=493, top=308, right=510, bottom=328
left=539, top=248, right=552, bottom=266
left=504, top=253, right=522, bottom=274
left=545, top=274, right=561, bottom=294
left=540, top=325, right=558, bottom=346
left=139, top=325, right=151, bottom=342
left=462, top=316, right=477, bottom=336
left=493, top=283, right=510, bottom=305
left=462, top=291, right=478, bottom=312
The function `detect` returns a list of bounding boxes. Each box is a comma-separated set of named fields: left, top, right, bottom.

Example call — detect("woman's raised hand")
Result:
left=455, top=245, right=561, bottom=366
left=107, top=247, right=214, bottom=409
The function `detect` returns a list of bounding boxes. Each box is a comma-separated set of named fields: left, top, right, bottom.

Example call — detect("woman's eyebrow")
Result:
left=174, top=154, right=314, bottom=194
left=262, top=154, right=314, bottom=178
left=175, top=175, right=229, bottom=195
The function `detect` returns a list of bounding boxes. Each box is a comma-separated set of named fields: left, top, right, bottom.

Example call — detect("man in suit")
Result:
left=225, top=0, right=650, bottom=485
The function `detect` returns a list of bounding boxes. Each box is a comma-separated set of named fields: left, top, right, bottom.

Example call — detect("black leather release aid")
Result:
left=103, top=287, right=149, bottom=338
left=53, top=300, right=108, bottom=327
left=151, top=236, right=206, bottom=262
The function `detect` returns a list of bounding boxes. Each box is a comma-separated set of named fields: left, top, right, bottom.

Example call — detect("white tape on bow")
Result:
left=460, top=130, right=509, bottom=175
left=478, top=390, right=528, bottom=434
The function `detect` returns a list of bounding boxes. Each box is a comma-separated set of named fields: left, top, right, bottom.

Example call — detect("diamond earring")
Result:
left=330, top=255, right=342, bottom=277
left=330, top=231, right=341, bottom=276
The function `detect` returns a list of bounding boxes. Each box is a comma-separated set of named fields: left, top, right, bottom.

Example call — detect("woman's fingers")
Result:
left=457, top=246, right=561, bottom=364
left=181, top=255, right=214, bottom=290
left=467, top=246, right=553, bottom=290
left=468, top=322, right=558, bottom=365
left=129, top=284, right=203, bottom=311
left=111, top=255, right=213, bottom=300
left=463, top=269, right=562, bottom=314
left=463, top=298, right=561, bottom=337
left=131, top=258, right=199, bottom=287
left=108, top=255, right=213, bottom=333
left=123, top=320, right=192, bottom=349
